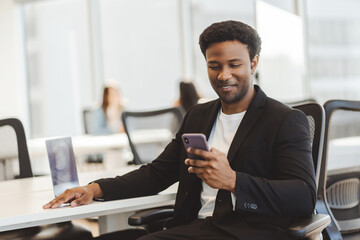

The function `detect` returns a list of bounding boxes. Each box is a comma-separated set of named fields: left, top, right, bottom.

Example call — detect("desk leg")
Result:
left=0, top=160, right=5, bottom=181
left=98, top=211, right=136, bottom=234
left=1, top=159, right=14, bottom=180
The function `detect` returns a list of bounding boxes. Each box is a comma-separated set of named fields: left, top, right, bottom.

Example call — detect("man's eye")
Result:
left=230, top=64, right=241, bottom=68
left=209, top=66, right=220, bottom=70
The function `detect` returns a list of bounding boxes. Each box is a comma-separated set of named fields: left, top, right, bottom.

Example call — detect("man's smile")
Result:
left=217, top=83, right=237, bottom=92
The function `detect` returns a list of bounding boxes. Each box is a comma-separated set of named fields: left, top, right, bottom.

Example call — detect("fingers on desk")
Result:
left=43, top=189, right=80, bottom=209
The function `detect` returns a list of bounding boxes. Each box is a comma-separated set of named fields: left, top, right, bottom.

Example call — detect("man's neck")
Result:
left=221, top=87, right=256, bottom=114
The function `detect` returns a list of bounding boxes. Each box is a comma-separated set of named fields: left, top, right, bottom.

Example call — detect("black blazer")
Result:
left=96, top=86, right=316, bottom=237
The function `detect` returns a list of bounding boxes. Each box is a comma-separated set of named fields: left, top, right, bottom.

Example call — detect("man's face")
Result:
left=206, top=40, right=258, bottom=106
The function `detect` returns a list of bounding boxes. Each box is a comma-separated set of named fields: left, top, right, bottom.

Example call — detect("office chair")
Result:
left=287, top=102, right=331, bottom=240
left=127, top=103, right=331, bottom=239
left=83, top=108, right=93, bottom=134
left=122, top=107, right=184, bottom=165
left=0, top=118, right=93, bottom=240
left=83, top=108, right=104, bottom=164
left=286, top=98, right=317, bottom=106
left=116, top=107, right=184, bottom=234
left=318, top=100, right=360, bottom=240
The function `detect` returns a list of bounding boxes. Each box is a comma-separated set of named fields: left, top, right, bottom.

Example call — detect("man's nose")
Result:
left=218, top=68, right=232, bottom=81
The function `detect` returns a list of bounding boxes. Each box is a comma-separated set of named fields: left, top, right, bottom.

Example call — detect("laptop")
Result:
left=45, top=137, right=80, bottom=197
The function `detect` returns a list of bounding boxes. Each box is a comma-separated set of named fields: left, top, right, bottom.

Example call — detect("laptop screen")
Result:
left=45, top=137, right=79, bottom=197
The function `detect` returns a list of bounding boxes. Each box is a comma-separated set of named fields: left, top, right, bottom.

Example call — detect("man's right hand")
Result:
left=43, top=182, right=103, bottom=209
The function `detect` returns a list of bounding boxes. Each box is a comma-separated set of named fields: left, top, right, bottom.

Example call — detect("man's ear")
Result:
left=251, top=55, right=259, bottom=74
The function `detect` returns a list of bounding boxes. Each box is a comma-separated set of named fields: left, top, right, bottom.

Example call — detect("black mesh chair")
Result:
left=318, top=100, right=360, bottom=240
left=0, top=118, right=93, bottom=240
left=127, top=103, right=331, bottom=239
left=286, top=98, right=317, bottom=106
left=0, top=118, right=32, bottom=180
left=284, top=103, right=330, bottom=239
left=117, top=107, right=184, bottom=234
left=122, top=107, right=184, bottom=165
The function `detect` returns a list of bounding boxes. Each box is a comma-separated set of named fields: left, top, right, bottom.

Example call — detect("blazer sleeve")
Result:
left=93, top=110, right=191, bottom=201
left=234, top=109, right=316, bottom=217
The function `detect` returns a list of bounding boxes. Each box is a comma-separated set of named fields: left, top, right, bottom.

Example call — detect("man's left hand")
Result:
left=185, top=147, right=236, bottom=193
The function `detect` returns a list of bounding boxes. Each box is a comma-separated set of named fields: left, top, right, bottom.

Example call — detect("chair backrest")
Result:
left=320, top=100, right=360, bottom=235
left=322, top=100, right=360, bottom=171
left=286, top=98, right=317, bottom=106
left=0, top=118, right=33, bottom=179
left=83, top=108, right=93, bottom=134
left=292, top=102, right=325, bottom=189
left=122, top=107, right=184, bottom=165
left=292, top=103, right=338, bottom=239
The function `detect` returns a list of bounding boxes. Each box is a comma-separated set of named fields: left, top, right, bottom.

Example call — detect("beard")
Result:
left=214, top=79, right=250, bottom=104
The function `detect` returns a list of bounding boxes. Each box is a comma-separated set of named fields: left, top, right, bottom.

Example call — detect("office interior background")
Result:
left=0, top=0, right=359, bottom=140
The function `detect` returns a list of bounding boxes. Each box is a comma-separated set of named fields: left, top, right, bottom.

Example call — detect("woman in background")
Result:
left=175, top=81, right=200, bottom=112
left=91, top=83, right=124, bottom=135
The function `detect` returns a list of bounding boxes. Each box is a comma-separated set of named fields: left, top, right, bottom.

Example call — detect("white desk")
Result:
left=0, top=167, right=177, bottom=234
left=0, top=129, right=172, bottom=160
left=0, top=166, right=137, bottom=197
left=27, top=129, right=173, bottom=159
left=0, top=129, right=173, bottom=177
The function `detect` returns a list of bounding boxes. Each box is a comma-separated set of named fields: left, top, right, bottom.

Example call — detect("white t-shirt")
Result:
left=198, top=109, right=246, bottom=219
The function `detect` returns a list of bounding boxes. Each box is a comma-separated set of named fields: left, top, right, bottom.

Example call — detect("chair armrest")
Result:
left=128, top=208, right=174, bottom=226
left=288, top=214, right=331, bottom=238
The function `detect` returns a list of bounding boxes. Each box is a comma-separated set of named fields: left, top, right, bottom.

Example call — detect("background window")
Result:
left=99, top=0, right=182, bottom=110
left=256, top=1, right=306, bottom=102
left=20, top=0, right=360, bottom=138
left=24, top=0, right=92, bottom=138
left=306, top=0, right=360, bottom=103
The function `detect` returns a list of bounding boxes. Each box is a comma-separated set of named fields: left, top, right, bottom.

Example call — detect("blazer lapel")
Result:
left=185, top=100, right=221, bottom=189
left=200, top=100, right=222, bottom=139
left=227, top=86, right=267, bottom=163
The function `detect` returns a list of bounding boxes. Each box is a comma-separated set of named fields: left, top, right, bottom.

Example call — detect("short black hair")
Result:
left=199, top=20, right=261, bottom=60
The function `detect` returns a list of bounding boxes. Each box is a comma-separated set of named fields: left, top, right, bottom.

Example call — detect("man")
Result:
left=44, top=20, right=316, bottom=240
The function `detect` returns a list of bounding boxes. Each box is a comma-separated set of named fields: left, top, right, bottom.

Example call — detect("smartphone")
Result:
left=182, top=133, right=209, bottom=160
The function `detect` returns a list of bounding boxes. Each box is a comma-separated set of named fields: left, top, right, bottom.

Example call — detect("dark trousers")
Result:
left=139, top=218, right=237, bottom=240
left=95, top=218, right=292, bottom=240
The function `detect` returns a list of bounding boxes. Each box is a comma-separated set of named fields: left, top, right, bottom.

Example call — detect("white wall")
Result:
left=0, top=0, right=29, bottom=133
left=256, top=1, right=306, bottom=102
left=24, top=1, right=93, bottom=138
left=99, top=0, right=181, bottom=110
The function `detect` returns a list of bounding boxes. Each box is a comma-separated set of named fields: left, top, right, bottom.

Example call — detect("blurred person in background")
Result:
left=91, top=81, right=125, bottom=135
left=174, top=81, right=200, bottom=112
